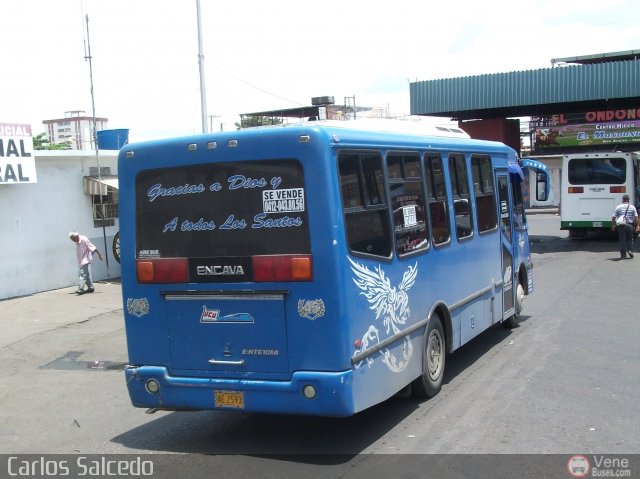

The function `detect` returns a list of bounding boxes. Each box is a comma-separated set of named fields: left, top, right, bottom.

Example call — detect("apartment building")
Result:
left=42, top=110, right=108, bottom=150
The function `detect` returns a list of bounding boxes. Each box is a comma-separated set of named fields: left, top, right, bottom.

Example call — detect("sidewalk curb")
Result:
left=526, top=208, right=559, bottom=215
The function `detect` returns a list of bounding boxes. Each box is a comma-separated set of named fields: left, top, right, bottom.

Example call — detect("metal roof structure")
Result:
left=551, top=49, right=640, bottom=66
left=241, top=105, right=323, bottom=119
left=410, top=52, right=640, bottom=120
left=239, top=96, right=381, bottom=126
left=240, top=104, right=373, bottom=122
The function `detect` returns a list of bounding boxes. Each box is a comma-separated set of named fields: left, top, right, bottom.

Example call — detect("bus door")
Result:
left=497, top=173, right=515, bottom=317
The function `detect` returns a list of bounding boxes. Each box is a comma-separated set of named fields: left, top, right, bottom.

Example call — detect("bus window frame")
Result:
left=470, top=154, right=499, bottom=235
left=423, top=152, right=452, bottom=248
left=511, top=176, right=527, bottom=230
left=386, top=150, right=431, bottom=259
left=567, top=157, right=626, bottom=185
left=448, top=153, right=475, bottom=242
left=338, top=149, right=393, bottom=261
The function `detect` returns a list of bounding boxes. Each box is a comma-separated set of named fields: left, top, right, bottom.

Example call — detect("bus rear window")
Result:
left=135, top=159, right=310, bottom=280
left=568, top=157, right=626, bottom=185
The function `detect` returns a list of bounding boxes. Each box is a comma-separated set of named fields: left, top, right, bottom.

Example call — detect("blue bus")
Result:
left=118, top=120, right=549, bottom=416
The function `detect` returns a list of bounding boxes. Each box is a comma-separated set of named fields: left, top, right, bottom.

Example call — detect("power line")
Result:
left=204, top=59, right=304, bottom=107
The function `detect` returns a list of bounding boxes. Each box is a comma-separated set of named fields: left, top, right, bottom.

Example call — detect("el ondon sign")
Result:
left=0, top=122, right=37, bottom=184
left=531, top=109, right=640, bottom=150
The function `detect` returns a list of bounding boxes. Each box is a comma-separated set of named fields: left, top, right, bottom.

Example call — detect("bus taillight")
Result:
left=567, top=187, right=584, bottom=193
left=610, top=186, right=626, bottom=193
left=136, top=258, right=189, bottom=283
left=252, top=255, right=313, bottom=282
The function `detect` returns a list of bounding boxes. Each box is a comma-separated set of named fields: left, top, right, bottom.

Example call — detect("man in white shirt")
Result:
left=611, top=195, right=640, bottom=259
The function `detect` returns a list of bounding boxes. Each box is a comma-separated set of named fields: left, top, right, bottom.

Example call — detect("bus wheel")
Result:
left=569, top=228, right=587, bottom=239
left=503, top=281, right=524, bottom=329
left=411, top=315, right=446, bottom=398
left=112, top=231, right=121, bottom=264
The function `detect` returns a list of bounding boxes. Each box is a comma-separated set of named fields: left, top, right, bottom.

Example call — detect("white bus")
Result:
left=561, top=151, right=640, bottom=237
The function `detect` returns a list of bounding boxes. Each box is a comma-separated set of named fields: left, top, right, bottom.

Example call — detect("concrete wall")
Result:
left=0, top=150, right=120, bottom=299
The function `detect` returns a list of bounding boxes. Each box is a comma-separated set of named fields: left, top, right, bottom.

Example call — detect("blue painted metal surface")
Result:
left=118, top=123, right=536, bottom=416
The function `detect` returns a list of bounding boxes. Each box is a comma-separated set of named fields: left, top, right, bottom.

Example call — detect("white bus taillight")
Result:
left=137, top=258, right=189, bottom=283
left=252, top=255, right=313, bottom=282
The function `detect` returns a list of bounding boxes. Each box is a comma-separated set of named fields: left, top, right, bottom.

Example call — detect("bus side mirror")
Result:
left=536, top=173, right=548, bottom=202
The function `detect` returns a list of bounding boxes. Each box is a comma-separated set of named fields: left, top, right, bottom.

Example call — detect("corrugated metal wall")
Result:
left=410, top=60, right=640, bottom=115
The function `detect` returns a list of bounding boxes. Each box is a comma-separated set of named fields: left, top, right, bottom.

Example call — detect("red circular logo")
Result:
left=567, top=455, right=590, bottom=478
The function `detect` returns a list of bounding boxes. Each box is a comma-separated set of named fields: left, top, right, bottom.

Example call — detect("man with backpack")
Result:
left=611, top=194, right=640, bottom=259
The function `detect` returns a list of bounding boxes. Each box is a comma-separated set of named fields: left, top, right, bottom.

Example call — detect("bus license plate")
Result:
left=593, top=221, right=603, bottom=227
left=214, top=390, right=244, bottom=409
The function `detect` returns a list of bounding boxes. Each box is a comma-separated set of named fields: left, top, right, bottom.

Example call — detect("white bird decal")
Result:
left=349, top=257, right=417, bottom=334
left=349, top=257, right=418, bottom=372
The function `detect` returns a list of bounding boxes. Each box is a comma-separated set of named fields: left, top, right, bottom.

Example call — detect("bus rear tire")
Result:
left=411, top=315, right=446, bottom=398
left=569, top=228, right=587, bottom=239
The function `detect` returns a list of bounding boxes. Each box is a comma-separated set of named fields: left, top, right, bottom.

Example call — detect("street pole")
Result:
left=196, top=0, right=208, bottom=134
left=209, top=114, right=220, bottom=133
left=84, top=14, right=110, bottom=277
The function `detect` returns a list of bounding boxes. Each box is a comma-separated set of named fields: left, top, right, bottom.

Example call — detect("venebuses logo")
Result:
left=567, top=455, right=590, bottom=478
left=567, top=455, right=633, bottom=478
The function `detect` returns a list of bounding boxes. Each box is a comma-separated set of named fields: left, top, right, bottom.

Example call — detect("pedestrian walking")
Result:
left=611, top=194, right=640, bottom=259
left=69, top=231, right=103, bottom=294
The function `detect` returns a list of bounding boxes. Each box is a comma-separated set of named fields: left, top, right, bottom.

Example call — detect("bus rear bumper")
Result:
left=560, top=220, right=612, bottom=230
left=125, top=366, right=356, bottom=417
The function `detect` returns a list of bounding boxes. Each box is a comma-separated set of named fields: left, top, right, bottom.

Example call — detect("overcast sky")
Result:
left=2, top=0, right=639, bottom=143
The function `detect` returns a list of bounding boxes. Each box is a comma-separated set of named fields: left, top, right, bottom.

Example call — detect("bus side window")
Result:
left=387, top=152, right=429, bottom=256
left=511, top=178, right=525, bottom=229
left=471, top=155, right=498, bottom=233
left=498, top=177, right=512, bottom=242
left=449, top=154, right=474, bottom=240
left=424, top=154, right=451, bottom=246
left=339, top=151, right=392, bottom=258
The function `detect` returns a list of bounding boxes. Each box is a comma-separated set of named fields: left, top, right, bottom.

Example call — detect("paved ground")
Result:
left=1, top=279, right=124, bottom=350
left=0, top=279, right=134, bottom=455
left=2, top=213, right=639, bottom=479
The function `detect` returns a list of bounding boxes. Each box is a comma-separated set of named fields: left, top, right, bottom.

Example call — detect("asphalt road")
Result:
left=1, top=213, right=638, bottom=477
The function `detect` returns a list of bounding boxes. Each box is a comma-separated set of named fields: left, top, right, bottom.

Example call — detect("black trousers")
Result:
left=617, top=224, right=634, bottom=257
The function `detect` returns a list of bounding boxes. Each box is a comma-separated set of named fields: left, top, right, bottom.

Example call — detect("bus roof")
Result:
left=283, top=118, right=470, bottom=139
left=122, top=118, right=515, bottom=157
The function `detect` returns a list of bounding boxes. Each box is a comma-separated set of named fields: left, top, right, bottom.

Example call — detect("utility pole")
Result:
left=209, top=114, right=220, bottom=133
left=344, top=95, right=356, bottom=120
left=196, top=0, right=208, bottom=134
left=84, top=13, right=110, bottom=277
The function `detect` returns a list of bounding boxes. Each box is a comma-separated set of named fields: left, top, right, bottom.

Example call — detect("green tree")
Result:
left=32, top=132, right=69, bottom=150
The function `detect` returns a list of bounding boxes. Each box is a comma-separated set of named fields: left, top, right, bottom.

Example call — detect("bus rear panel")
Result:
left=561, top=152, right=640, bottom=236
left=120, top=129, right=361, bottom=416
